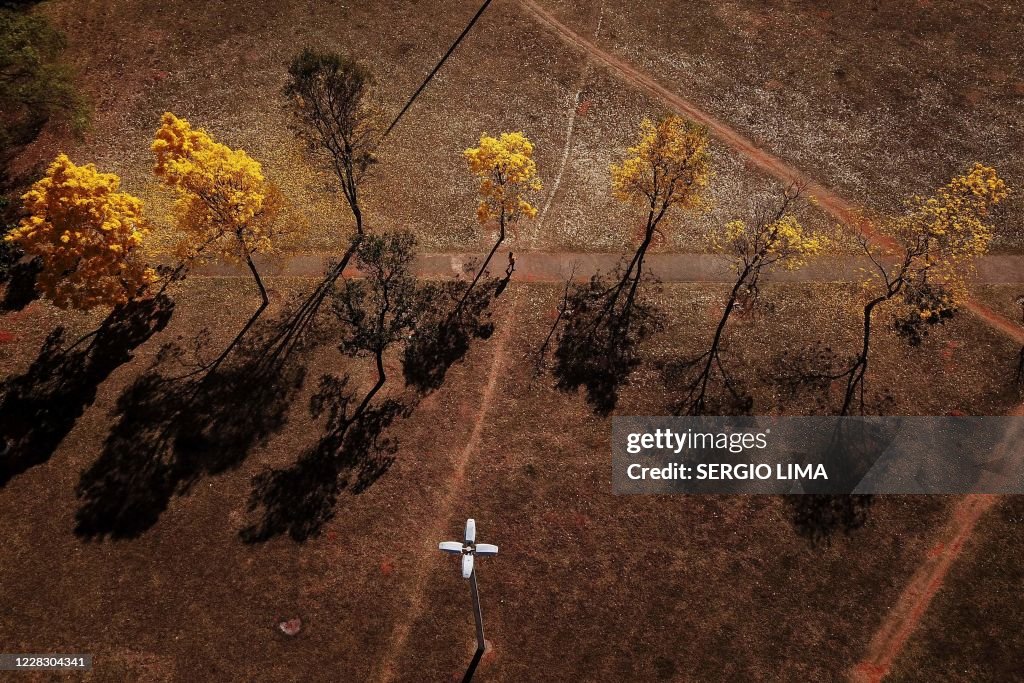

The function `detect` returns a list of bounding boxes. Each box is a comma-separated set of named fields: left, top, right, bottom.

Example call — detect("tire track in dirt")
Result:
left=530, top=2, right=604, bottom=241
left=519, top=0, right=1024, bottom=348
left=851, top=413, right=1024, bottom=681
left=532, top=90, right=583, bottom=239
left=520, top=0, right=865, bottom=229
left=373, top=293, right=520, bottom=683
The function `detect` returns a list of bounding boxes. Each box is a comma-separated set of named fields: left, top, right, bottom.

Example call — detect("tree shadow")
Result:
left=402, top=278, right=495, bottom=394
left=240, top=373, right=409, bottom=543
left=767, top=341, right=847, bottom=414
left=73, top=311, right=307, bottom=540
left=785, top=494, right=874, bottom=547
left=0, top=259, right=40, bottom=313
left=784, top=420, right=889, bottom=546
left=0, top=258, right=40, bottom=312
left=659, top=354, right=754, bottom=417
left=550, top=270, right=663, bottom=415
left=766, top=342, right=897, bottom=416
left=0, top=294, right=174, bottom=488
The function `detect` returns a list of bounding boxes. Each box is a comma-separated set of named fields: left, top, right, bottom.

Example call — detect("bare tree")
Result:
left=330, top=230, right=421, bottom=418
left=285, top=48, right=379, bottom=237
left=267, top=49, right=383, bottom=361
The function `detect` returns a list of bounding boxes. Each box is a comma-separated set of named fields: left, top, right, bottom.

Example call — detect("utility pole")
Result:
left=439, top=518, right=499, bottom=657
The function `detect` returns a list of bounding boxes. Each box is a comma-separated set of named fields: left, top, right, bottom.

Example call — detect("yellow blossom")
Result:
left=463, top=131, right=541, bottom=228
left=610, top=116, right=712, bottom=218
left=6, top=154, right=155, bottom=310
left=152, top=112, right=283, bottom=264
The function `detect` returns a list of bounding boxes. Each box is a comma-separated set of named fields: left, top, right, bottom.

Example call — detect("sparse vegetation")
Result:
left=0, top=8, right=88, bottom=162
left=0, top=3, right=1020, bottom=681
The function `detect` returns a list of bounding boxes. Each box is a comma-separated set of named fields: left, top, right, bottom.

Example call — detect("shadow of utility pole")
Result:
left=461, top=647, right=484, bottom=683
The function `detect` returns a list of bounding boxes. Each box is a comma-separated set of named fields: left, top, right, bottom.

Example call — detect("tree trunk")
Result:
left=458, top=211, right=507, bottom=313
left=840, top=296, right=885, bottom=416
left=244, top=248, right=270, bottom=311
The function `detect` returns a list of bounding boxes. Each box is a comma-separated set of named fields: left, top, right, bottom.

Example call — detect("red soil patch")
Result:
left=962, top=88, right=985, bottom=106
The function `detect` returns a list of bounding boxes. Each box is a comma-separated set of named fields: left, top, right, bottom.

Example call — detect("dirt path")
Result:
left=519, top=0, right=866, bottom=230
left=851, top=412, right=1024, bottom=681
left=965, top=298, right=1024, bottom=344
left=373, top=293, right=520, bottom=683
left=529, top=1, right=605, bottom=241
left=849, top=494, right=997, bottom=683
left=519, top=3, right=1024, bottom=679
left=195, top=251, right=1024, bottom=286
left=518, top=0, right=1024, bottom=347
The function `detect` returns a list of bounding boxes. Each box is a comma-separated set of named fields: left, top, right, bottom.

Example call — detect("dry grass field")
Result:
left=2, top=0, right=1023, bottom=681
left=25, top=0, right=1022, bottom=255
left=541, top=0, right=1024, bottom=251
left=886, top=495, right=1024, bottom=682
left=0, top=277, right=1021, bottom=680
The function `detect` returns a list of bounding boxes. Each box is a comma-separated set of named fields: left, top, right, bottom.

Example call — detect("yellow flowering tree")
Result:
left=681, top=184, right=826, bottom=415
left=6, top=153, right=155, bottom=310
left=548, top=116, right=711, bottom=414
left=611, top=115, right=711, bottom=286
left=601, top=115, right=712, bottom=330
left=840, top=163, right=1008, bottom=415
left=462, top=131, right=541, bottom=295
left=152, top=112, right=284, bottom=311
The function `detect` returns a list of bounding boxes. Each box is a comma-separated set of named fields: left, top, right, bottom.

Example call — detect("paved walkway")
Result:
left=196, top=251, right=1024, bottom=284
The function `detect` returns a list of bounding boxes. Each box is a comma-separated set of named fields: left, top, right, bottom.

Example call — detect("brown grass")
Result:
left=3, top=0, right=1022, bottom=679
left=886, top=496, right=1024, bottom=682
left=0, top=278, right=1020, bottom=680
left=540, top=0, right=1024, bottom=252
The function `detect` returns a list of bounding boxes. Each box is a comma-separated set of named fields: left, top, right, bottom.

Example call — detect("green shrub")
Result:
left=0, top=8, right=89, bottom=157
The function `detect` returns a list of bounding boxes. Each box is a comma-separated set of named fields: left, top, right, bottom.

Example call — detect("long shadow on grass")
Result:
left=549, top=269, right=663, bottom=416
left=0, top=294, right=174, bottom=488
left=402, top=277, right=497, bottom=394
left=240, top=374, right=409, bottom=543
left=73, top=312, right=307, bottom=540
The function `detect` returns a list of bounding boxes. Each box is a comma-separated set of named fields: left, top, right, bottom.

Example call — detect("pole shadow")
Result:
left=461, top=647, right=484, bottom=683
